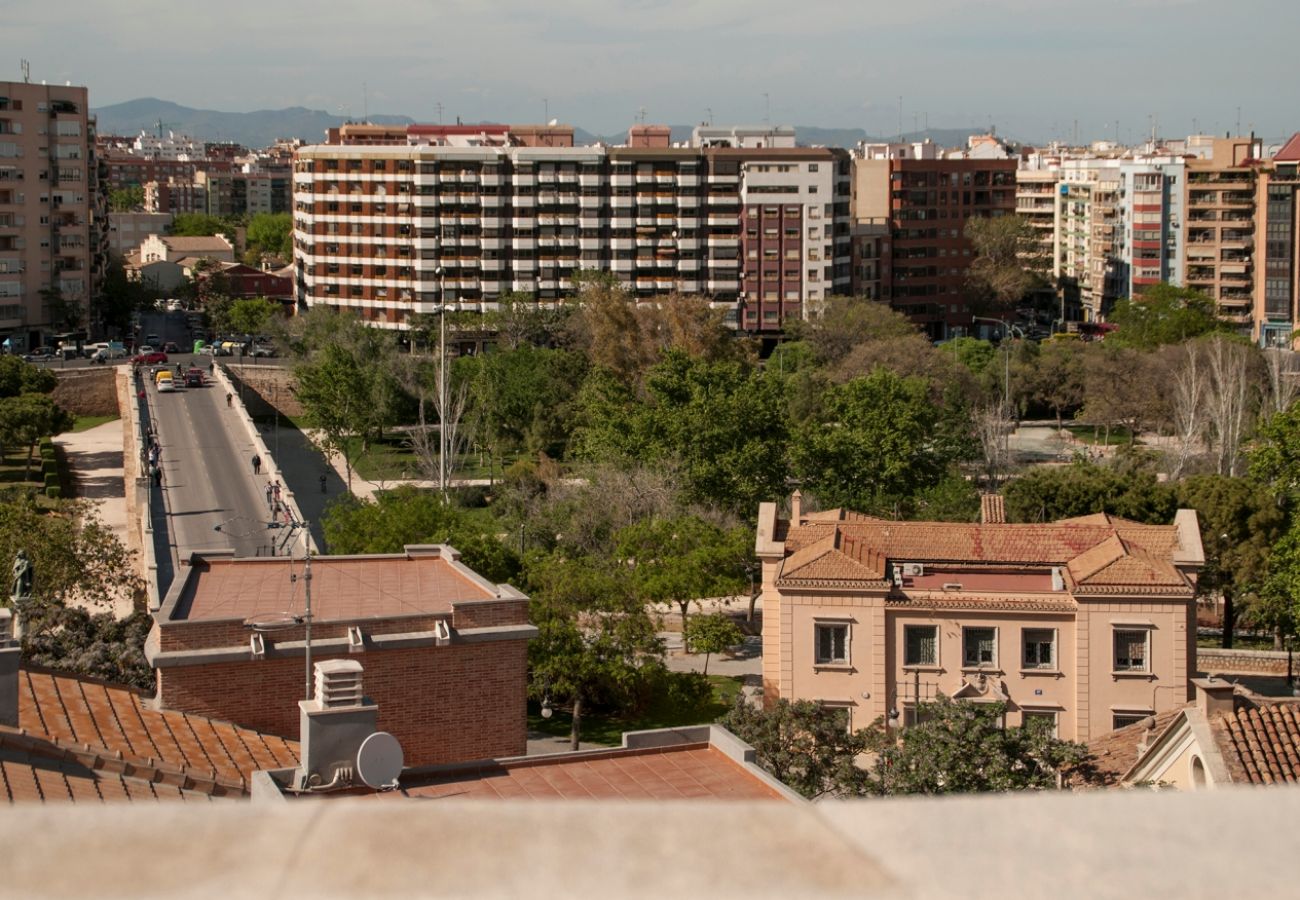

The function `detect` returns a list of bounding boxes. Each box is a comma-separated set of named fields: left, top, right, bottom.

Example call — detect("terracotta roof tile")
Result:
left=15, top=667, right=298, bottom=796
left=1220, top=703, right=1300, bottom=785
left=1274, top=133, right=1300, bottom=164
left=1077, top=707, right=1186, bottom=787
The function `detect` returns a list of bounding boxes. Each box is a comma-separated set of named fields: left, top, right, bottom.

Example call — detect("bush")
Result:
left=43, top=472, right=58, bottom=489
left=45, top=485, right=61, bottom=499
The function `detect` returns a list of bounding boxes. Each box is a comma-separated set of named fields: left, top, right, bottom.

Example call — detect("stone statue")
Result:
left=10, top=549, right=32, bottom=605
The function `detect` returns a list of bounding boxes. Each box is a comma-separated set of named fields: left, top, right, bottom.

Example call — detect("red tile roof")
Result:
left=6, top=667, right=298, bottom=802
left=1077, top=707, right=1186, bottom=787
left=373, top=745, right=785, bottom=802
left=1219, top=702, right=1300, bottom=785
left=1274, top=133, right=1300, bottom=163
left=172, top=550, right=500, bottom=623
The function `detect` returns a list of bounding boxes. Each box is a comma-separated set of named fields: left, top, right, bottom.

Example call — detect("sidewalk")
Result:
left=53, top=419, right=135, bottom=618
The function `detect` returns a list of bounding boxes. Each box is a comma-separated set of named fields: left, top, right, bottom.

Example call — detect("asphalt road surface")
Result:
left=145, top=356, right=301, bottom=596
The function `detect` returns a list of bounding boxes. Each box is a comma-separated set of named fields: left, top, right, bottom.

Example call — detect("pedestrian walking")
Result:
left=150, top=465, right=163, bottom=487
left=251, top=454, right=261, bottom=475
left=265, top=483, right=274, bottom=507
left=273, top=480, right=282, bottom=503
left=226, top=392, right=233, bottom=408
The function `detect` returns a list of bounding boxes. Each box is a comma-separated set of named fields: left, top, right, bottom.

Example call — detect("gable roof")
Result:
left=6, top=666, right=298, bottom=803
left=1077, top=707, right=1186, bottom=787
left=780, top=531, right=889, bottom=584
left=159, top=235, right=231, bottom=252
left=1274, top=133, right=1300, bottom=164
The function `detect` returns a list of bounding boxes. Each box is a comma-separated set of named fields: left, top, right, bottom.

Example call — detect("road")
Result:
left=146, top=355, right=302, bottom=597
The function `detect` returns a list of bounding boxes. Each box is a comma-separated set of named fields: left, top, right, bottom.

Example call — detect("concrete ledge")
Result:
left=7, top=788, right=1300, bottom=897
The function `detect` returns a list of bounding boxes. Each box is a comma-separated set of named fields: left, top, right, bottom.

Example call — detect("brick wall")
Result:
left=452, top=599, right=529, bottom=629
left=157, top=614, right=448, bottom=653
left=157, top=640, right=528, bottom=766
left=224, top=366, right=303, bottom=417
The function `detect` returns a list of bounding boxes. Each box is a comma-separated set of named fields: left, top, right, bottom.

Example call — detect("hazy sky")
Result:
left=5, top=0, right=1298, bottom=142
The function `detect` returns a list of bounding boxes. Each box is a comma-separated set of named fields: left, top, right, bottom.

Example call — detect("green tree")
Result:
left=683, top=613, right=744, bottom=676
left=788, top=295, right=921, bottom=370
left=1175, top=475, right=1285, bottom=648
left=791, top=368, right=963, bottom=516
left=481, top=291, right=571, bottom=350
left=870, top=695, right=1088, bottom=794
left=295, top=342, right=398, bottom=491
left=1249, top=400, right=1300, bottom=503
left=1002, top=462, right=1177, bottom=524
left=1022, top=339, right=1086, bottom=429
left=1106, top=283, right=1225, bottom=351
left=0, top=499, right=142, bottom=621
left=615, top=515, right=750, bottom=634
left=170, top=213, right=235, bottom=240
left=964, top=215, right=1048, bottom=316
left=0, top=356, right=56, bottom=398
left=108, top=186, right=145, bottom=213
left=1255, top=526, right=1300, bottom=645
left=0, top=394, right=74, bottom=478
left=573, top=351, right=789, bottom=516
left=719, top=698, right=874, bottom=799
left=226, top=296, right=278, bottom=336
left=245, top=212, right=293, bottom=260
left=527, top=552, right=664, bottom=749
left=320, top=486, right=519, bottom=582
left=22, top=608, right=153, bottom=691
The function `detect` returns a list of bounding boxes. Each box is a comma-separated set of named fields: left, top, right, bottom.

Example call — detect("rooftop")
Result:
left=4, top=666, right=298, bottom=802
left=1218, top=701, right=1300, bottom=785
left=379, top=745, right=784, bottom=803
left=166, top=546, right=509, bottom=624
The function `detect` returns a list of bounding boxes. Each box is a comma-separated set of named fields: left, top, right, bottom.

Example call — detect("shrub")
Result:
left=45, top=485, right=62, bottom=499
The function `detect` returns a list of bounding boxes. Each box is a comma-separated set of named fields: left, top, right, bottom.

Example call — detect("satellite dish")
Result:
left=356, top=731, right=404, bottom=789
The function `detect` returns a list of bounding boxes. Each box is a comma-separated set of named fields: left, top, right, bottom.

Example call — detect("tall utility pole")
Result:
left=435, top=267, right=448, bottom=503
left=302, top=539, right=314, bottom=701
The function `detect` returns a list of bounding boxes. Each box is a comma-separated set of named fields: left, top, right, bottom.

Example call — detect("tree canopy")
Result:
left=1105, top=284, right=1225, bottom=350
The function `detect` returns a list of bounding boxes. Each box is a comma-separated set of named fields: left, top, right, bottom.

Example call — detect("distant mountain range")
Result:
left=92, top=98, right=995, bottom=150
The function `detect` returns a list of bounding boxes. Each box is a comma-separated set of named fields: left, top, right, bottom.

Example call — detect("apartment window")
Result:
left=904, top=625, right=938, bottom=667
left=814, top=622, right=849, bottom=666
left=1022, top=629, right=1056, bottom=670
left=962, top=627, right=997, bottom=668
left=1114, top=629, right=1150, bottom=673
left=1113, top=712, right=1151, bottom=730
left=1022, top=710, right=1058, bottom=736
left=808, top=163, right=819, bottom=172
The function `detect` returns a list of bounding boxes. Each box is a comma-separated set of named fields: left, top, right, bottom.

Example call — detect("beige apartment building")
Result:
left=756, top=494, right=1203, bottom=742
left=1183, top=137, right=1262, bottom=332
left=0, top=80, right=107, bottom=350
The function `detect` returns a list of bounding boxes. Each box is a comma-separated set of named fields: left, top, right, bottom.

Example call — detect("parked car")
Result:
left=132, top=351, right=168, bottom=365
left=24, top=347, right=56, bottom=361
left=249, top=344, right=277, bottom=358
left=163, top=341, right=180, bottom=354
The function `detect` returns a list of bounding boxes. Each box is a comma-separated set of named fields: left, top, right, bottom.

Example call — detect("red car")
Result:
left=132, top=351, right=168, bottom=365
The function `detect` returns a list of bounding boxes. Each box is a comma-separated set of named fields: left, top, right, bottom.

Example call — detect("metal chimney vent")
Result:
left=314, top=659, right=364, bottom=708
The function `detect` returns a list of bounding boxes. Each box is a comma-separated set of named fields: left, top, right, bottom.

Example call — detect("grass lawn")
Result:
left=71, top=414, right=120, bottom=433
left=1064, top=424, right=1134, bottom=446
left=1197, top=634, right=1279, bottom=651
left=526, top=674, right=744, bottom=747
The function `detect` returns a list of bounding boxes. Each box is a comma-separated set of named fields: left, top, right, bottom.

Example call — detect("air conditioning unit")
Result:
left=902, top=563, right=925, bottom=578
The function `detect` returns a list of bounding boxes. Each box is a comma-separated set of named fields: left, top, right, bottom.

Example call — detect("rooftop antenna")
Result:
left=898, top=96, right=903, bottom=142
left=543, top=97, right=549, bottom=123
left=20, top=59, right=30, bottom=84
left=763, top=93, right=770, bottom=127
left=706, top=107, right=713, bottom=126
left=1236, top=106, right=1241, bottom=136
left=435, top=101, right=444, bottom=125
left=362, top=81, right=368, bottom=122
left=638, top=106, right=647, bottom=126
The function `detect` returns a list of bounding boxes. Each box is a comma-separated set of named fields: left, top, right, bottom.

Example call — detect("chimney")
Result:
left=980, top=494, right=1006, bottom=524
left=1192, top=676, right=1236, bottom=721
left=294, top=659, right=379, bottom=790
left=790, top=490, right=803, bottom=525
left=0, top=608, right=19, bottom=728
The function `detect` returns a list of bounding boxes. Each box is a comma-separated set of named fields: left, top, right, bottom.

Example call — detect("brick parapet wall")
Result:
left=1198, top=648, right=1291, bottom=676
left=157, top=640, right=528, bottom=766
left=224, top=365, right=303, bottom=417
left=452, top=599, right=529, bottom=629
left=157, top=613, right=447, bottom=653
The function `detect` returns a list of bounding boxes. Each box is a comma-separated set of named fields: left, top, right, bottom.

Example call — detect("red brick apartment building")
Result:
left=853, top=143, right=1016, bottom=338
left=145, top=545, right=535, bottom=767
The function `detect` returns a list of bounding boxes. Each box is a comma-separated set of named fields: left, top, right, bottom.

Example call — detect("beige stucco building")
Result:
left=756, top=494, right=1204, bottom=742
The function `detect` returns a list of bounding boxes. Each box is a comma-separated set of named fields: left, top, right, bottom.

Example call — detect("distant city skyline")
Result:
left=6, top=0, right=1298, bottom=143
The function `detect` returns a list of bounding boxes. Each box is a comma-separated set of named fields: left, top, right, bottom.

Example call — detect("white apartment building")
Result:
left=291, top=131, right=851, bottom=334
left=130, top=131, right=203, bottom=161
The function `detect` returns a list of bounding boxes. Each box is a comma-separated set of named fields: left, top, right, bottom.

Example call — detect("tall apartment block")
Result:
left=0, top=81, right=107, bottom=350
left=291, top=124, right=851, bottom=335
left=1182, top=137, right=1263, bottom=332
left=851, top=141, right=1017, bottom=339
left=1257, top=136, right=1300, bottom=346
